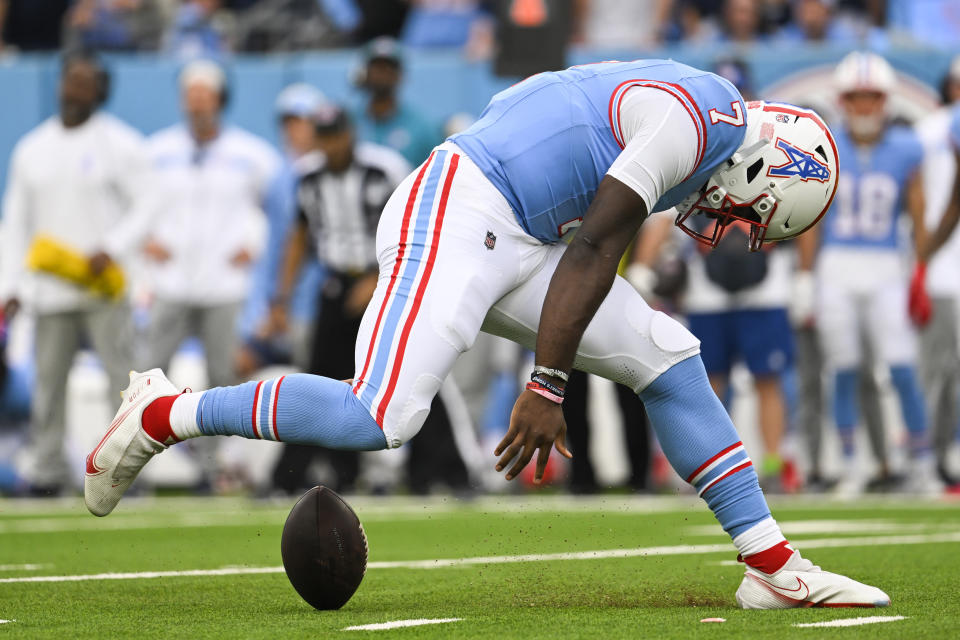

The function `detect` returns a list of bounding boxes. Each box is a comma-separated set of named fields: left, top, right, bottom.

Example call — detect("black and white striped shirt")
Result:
left=297, top=142, right=410, bottom=273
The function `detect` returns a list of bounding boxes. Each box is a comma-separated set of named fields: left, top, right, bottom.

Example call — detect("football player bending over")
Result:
left=86, top=59, right=890, bottom=609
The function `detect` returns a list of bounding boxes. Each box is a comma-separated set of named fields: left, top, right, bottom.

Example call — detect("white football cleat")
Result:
left=85, top=369, right=178, bottom=517
left=736, top=550, right=890, bottom=609
left=903, top=456, right=944, bottom=496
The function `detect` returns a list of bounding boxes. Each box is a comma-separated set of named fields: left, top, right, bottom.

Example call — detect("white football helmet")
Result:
left=675, top=101, right=839, bottom=251
left=833, top=51, right=895, bottom=139
left=834, top=51, right=895, bottom=95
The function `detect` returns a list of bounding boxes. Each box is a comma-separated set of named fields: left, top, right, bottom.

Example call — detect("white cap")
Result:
left=275, top=83, right=326, bottom=118
left=179, top=59, right=227, bottom=93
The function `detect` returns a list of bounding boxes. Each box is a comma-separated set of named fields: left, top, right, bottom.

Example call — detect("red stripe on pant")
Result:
left=353, top=152, right=437, bottom=403
left=374, top=154, right=460, bottom=427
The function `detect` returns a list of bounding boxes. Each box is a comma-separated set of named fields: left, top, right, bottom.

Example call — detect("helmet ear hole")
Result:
left=746, top=158, right=764, bottom=183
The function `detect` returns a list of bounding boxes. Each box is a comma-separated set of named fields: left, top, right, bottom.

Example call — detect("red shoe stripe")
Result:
left=748, top=573, right=884, bottom=608
left=85, top=391, right=156, bottom=476
left=742, top=540, right=794, bottom=575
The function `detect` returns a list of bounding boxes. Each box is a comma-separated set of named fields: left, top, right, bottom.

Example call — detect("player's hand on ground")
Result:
left=495, top=390, right=572, bottom=483
left=345, top=273, right=378, bottom=318
left=143, top=238, right=171, bottom=263
left=88, top=250, right=114, bottom=277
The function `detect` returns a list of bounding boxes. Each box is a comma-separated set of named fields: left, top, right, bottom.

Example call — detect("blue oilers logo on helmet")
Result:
left=675, top=101, right=839, bottom=251
left=766, top=138, right=830, bottom=183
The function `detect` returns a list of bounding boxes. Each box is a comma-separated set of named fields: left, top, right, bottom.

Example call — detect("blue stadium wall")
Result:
left=0, top=45, right=958, bottom=199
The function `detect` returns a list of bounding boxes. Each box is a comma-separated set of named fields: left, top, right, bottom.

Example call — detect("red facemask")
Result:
left=674, top=185, right=777, bottom=252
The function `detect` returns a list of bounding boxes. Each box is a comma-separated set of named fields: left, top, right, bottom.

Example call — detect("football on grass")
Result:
left=281, top=486, right=368, bottom=610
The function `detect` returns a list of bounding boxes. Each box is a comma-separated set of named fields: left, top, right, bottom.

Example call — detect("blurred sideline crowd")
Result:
left=2, top=0, right=960, bottom=57
left=3, top=1, right=960, bottom=500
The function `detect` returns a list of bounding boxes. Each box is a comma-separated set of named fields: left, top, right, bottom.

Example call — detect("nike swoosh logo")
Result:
left=750, top=574, right=811, bottom=603
left=85, top=390, right=154, bottom=476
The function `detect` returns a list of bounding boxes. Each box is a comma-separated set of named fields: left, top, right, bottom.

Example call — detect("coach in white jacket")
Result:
left=139, top=60, right=281, bottom=401
left=0, top=52, right=146, bottom=493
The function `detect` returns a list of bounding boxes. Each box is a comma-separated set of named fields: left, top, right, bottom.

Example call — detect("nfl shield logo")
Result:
left=484, top=231, right=497, bottom=250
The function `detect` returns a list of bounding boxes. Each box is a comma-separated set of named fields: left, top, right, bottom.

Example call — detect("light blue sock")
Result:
left=639, top=355, right=770, bottom=538
left=833, top=369, right=858, bottom=459
left=197, top=374, right=387, bottom=450
left=890, top=365, right=929, bottom=456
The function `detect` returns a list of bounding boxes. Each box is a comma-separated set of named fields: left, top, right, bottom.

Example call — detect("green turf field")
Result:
left=1, top=495, right=958, bottom=638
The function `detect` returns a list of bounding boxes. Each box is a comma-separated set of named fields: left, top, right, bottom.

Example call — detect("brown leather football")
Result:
left=280, top=486, right=368, bottom=610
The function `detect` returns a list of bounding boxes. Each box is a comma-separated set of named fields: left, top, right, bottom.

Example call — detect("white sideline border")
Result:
left=1, top=530, right=959, bottom=584
left=793, top=615, right=907, bottom=628
left=343, top=618, right=462, bottom=631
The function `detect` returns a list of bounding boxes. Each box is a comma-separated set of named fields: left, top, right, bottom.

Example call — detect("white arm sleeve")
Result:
left=606, top=86, right=700, bottom=213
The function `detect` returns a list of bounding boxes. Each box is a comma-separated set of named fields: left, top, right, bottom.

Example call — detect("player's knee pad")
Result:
left=577, top=294, right=700, bottom=394
left=635, top=310, right=701, bottom=391
left=380, top=373, right=443, bottom=449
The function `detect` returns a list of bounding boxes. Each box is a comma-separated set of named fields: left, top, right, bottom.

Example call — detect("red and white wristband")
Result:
left=525, top=380, right=564, bottom=404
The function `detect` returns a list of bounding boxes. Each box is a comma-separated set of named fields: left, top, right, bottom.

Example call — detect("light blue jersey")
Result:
left=451, top=59, right=747, bottom=243
left=820, top=125, right=923, bottom=250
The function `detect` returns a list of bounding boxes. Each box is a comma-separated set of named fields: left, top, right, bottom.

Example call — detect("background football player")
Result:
left=802, top=52, right=939, bottom=495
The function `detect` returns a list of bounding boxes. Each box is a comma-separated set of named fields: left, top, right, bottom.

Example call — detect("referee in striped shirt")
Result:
left=267, top=102, right=410, bottom=493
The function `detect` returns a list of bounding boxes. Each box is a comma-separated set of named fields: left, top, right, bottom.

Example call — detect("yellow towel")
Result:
left=26, top=235, right=125, bottom=299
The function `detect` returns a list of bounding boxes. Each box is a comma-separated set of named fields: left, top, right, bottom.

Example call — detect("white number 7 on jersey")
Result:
left=708, top=101, right=745, bottom=127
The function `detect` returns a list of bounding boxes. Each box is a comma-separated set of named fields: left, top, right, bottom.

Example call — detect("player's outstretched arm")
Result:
left=495, top=175, right=648, bottom=482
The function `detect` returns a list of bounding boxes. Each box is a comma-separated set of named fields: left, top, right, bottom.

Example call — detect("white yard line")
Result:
left=343, top=618, right=462, bottom=631
left=793, top=615, right=907, bottom=628
left=0, top=567, right=284, bottom=583
left=0, top=620, right=14, bottom=624
left=2, top=493, right=955, bottom=521
left=0, top=513, right=284, bottom=534
left=687, top=519, right=938, bottom=537
left=0, top=564, right=50, bottom=571
left=2, top=531, right=959, bottom=584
